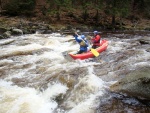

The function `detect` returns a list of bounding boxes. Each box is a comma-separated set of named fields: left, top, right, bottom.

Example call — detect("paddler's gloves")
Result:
left=73, top=34, right=78, bottom=38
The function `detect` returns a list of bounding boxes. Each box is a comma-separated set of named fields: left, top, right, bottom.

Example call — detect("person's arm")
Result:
left=74, top=32, right=78, bottom=36
left=74, top=34, right=82, bottom=43
left=91, top=37, right=95, bottom=43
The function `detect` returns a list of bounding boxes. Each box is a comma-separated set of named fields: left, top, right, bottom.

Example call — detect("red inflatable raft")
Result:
left=69, top=40, right=108, bottom=60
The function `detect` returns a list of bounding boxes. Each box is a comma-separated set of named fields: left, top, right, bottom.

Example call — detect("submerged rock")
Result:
left=139, top=36, right=150, bottom=44
left=110, top=67, right=150, bottom=100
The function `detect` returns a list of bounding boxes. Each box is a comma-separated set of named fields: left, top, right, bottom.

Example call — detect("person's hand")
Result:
left=74, top=32, right=78, bottom=35
left=73, top=32, right=79, bottom=38
left=78, top=36, right=82, bottom=40
left=73, top=33, right=78, bottom=38
left=86, top=36, right=92, bottom=40
left=73, top=34, right=76, bottom=37
left=91, top=38, right=94, bottom=43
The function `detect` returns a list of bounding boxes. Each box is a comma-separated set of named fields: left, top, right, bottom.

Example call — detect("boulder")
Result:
left=11, top=28, right=23, bottom=35
left=0, top=35, right=4, bottom=39
left=110, top=67, right=150, bottom=100
left=138, top=36, right=150, bottom=44
left=0, top=27, right=7, bottom=34
left=3, top=31, right=12, bottom=38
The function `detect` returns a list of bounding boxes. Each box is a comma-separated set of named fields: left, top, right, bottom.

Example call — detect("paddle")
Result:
left=90, top=48, right=99, bottom=57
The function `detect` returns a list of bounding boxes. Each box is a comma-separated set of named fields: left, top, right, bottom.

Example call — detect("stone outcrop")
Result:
left=11, top=28, right=23, bottom=35
left=138, top=36, right=150, bottom=45
left=110, top=67, right=150, bottom=100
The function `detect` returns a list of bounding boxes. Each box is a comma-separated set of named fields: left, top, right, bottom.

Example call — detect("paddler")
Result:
left=73, top=32, right=89, bottom=54
left=91, top=31, right=101, bottom=49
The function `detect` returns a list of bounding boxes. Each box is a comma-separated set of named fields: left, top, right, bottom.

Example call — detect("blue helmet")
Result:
left=81, top=35, right=85, bottom=39
left=93, top=31, right=98, bottom=34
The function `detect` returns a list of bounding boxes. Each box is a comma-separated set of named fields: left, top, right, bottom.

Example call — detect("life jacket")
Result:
left=79, top=38, right=88, bottom=52
left=92, top=35, right=101, bottom=46
left=79, top=38, right=88, bottom=47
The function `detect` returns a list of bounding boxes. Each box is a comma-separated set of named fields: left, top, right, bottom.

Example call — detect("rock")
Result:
left=0, top=27, right=7, bottom=34
left=11, top=28, right=23, bottom=35
left=42, top=30, right=52, bottom=34
left=3, top=31, right=12, bottom=38
left=110, top=67, right=150, bottom=100
left=0, top=39, right=15, bottom=45
left=146, top=48, right=150, bottom=52
left=0, top=35, right=4, bottom=39
left=145, top=27, right=150, bottom=31
left=138, top=36, right=150, bottom=44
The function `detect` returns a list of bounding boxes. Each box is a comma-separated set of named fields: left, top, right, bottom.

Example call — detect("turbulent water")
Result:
left=0, top=31, right=150, bottom=113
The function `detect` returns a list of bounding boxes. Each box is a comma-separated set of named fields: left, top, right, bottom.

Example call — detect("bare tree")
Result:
left=0, top=0, right=2, bottom=11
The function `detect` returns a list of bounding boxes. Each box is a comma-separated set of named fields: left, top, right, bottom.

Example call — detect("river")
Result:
left=0, top=31, right=150, bottom=113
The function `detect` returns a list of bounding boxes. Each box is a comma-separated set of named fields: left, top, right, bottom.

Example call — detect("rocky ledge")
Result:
left=110, top=67, right=150, bottom=100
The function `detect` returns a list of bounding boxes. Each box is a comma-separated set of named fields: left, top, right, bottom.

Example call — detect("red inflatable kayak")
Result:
left=69, top=40, right=108, bottom=60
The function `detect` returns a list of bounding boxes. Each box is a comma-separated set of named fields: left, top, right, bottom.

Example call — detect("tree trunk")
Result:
left=0, top=0, right=2, bottom=10
left=56, top=5, right=60, bottom=21
left=131, top=0, right=136, bottom=14
left=111, top=0, right=116, bottom=27
left=120, top=17, right=123, bottom=30
left=112, top=15, right=116, bottom=27
left=95, top=9, right=99, bottom=24
left=83, top=9, right=88, bottom=21
left=95, top=0, right=99, bottom=24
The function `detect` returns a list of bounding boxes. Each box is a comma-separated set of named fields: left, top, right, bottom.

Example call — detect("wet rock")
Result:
left=11, top=28, right=23, bottom=35
left=146, top=48, right=150, bottom=52
left=110, top=67, right=150, bottom=100
left=138, top=36, right=150, bottom=44
left=0, top=27, right=7, bottom=34
left=0, top=35, right=4, bottom=39
left=145, top=27, right=150, bottom=31
left=0, top=39, right=15, bottom=45
left=42, top=29, right=53, bottom=34
left=3, top=31, right=12, bottom=38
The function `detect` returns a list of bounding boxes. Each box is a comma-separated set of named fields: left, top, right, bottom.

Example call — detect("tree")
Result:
left=80, top=0, right=91, bottom=22
left=2, top=0, right=36, bottom=16
left=0, top=0, right=2, bottom=10
left=93, top=0, right=104, bottom=24
left=144, top=0, right=150, bottom=18
left=131, top=0, right=150, bottom=18
left=105, top=0, right=130, bottom=27
left=47, top=0, right=71, bottom=21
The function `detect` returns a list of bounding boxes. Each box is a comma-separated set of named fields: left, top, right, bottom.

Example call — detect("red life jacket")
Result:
left=91, top=35, right=101, bottom=46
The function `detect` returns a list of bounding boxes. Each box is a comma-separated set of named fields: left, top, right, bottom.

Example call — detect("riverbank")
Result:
left=1, top=16, right=150, bottom=33
left=0, top=15, right=150, bottom=39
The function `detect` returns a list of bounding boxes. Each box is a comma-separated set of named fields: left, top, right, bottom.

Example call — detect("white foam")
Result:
left=62, top=67, right=105, bottom=113
left=0, top=33, right=110, bottom=113
left=0, top=80, right=68, bottom=113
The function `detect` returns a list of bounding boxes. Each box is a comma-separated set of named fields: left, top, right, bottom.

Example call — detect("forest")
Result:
left=0, top=0, right=150, bottom=29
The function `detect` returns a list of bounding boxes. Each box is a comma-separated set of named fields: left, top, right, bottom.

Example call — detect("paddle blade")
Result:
left=90, top=48, right=99, bottom=57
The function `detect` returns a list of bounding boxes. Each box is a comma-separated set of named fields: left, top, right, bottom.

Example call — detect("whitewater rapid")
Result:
left=0, top=32, right=149, bottom=113
left=0, top=33, right=110, bottom=113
